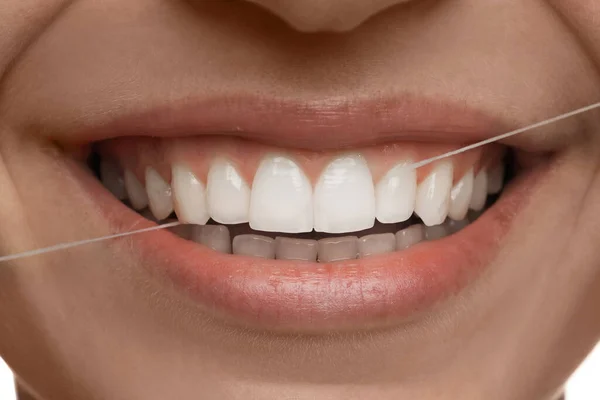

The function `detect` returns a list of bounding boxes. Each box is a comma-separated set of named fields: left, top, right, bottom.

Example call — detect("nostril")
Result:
left=246, top=0, right=412, bottom=33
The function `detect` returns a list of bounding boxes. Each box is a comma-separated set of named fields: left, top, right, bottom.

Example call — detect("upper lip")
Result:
left=64, top=94, right=511, bottom=150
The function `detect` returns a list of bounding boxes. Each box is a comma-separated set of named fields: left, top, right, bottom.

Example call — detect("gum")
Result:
left=98, top=136, right=505, bottom=186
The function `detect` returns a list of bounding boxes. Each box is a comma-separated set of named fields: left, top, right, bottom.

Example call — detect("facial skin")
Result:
left=0, top=1, right=599, bottom=399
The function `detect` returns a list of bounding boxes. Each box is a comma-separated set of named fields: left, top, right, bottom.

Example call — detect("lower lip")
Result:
left=88, top=161, right=542, bottom=332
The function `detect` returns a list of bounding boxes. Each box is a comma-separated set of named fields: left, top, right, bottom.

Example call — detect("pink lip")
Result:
left=68, top=94, right=508, bottom=149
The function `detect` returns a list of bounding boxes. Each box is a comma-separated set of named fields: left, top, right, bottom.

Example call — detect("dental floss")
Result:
left=0, top=222, right=182, bottom=263
left=408, top=102, right=600, bottom=170
left=0, top=101, right=599, bottom=264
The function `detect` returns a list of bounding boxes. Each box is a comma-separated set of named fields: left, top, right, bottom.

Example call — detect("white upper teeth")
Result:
left=249, top=155, right=314, bottom=233
left=375, top=161, right=417, bottom=224
left=207, top=158, right=251, bottom=224
left=414, top=161, right=454, bottom=227
left=124, top=169, right=148, bottom=210
left=135, top=154, right=503, bottom=232
left=469, top=169, right=488, bottom=212
left=448, top=168, right=474, bottom=221
left=145, top=167, right=174, bottom=221
left=314, top=154, right=376, bottom=233
left=171, top=164, right=210, bottom=225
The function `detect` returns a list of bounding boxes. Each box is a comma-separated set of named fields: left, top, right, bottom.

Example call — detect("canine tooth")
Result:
left=487, top=164, right=505, bottom=194
left=171, top=164, right=210, bottom=225
left=425, top=225, right=449, bottom=241
left=207, top=158, right=250, bottom=224
left=317, top=236, right=359, bottom=262
left=249, top=155, right=313, bottom=233
left=124, top=169, right=148, bottom=210
left=232, top=234, right=275, bottom=259
left=145, top=167, right=173, bottom=221
left=275, top=237, right=318, bottom=261
left=191, top=225, right=232, bottom=254
left=375, top=162, right=416, bottom=223
left=469, top=169, right=488, bottom=211
left=396, top=224, right=425, bottom=250
left=358, top=233, right=396, bottom=258
left=448, top=168, right=474, bottom=221
left=314, top=154, right=376, bottom=233
left=100, top=160, right=127, bottom=200
left=414, top=161, right=454, bottom=226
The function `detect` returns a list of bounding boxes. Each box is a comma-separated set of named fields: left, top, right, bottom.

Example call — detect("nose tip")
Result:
left=247, top=0, right=411, bottom=32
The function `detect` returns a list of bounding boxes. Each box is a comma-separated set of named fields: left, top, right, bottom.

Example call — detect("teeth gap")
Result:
left=222, top=219, right=418, bottom=240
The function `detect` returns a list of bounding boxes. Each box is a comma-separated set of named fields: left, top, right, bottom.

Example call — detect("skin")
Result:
left=0, top=0, right=599, bottom=399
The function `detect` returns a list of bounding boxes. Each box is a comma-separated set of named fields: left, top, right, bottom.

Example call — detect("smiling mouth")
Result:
left=96, top=136, right=507, bottom=260
left=66, top=95, right=548, bottom=332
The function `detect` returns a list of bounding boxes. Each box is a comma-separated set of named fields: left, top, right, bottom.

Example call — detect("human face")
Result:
left=0, top=1, right=599, bottom=399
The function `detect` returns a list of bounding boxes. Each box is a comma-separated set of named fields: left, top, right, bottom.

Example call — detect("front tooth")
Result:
left=448, top=169, right=474, bottom=221
left=100, top=160, right=127, bottom=200
left=191, top=225, right=232, bottom=254
left=487, top=164, right=505, bottom=194
left=275, top=237, right=318, bottom=262
left=314, top=154, right=376, bottom=233
left=396, top=224, right=425, bottom=250
left=249, top=155, right=313, bottom=233
left=317, top=236, right=359, bottom=262
left=232, top=234, right=275, bottom=259
left=469, top=169, right=488, bottom=211
left=375, top=162, right=416, bottom=223
left=358, top=233, right=396, bottom=258
left=171, top=164, right=210, bottom=225
left=414, top=161, right=454, bottom=226
left=145, top=167, right=173, bottom=221
left=207, top=158, right=250, bottom=224
left=124, top=169, right=148, bottom=210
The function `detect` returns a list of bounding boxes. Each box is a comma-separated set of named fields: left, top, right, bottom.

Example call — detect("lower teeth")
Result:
left=161, top=213, right=481, bottom=262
